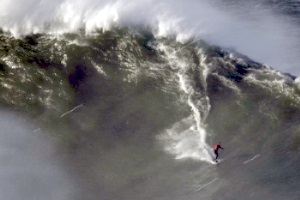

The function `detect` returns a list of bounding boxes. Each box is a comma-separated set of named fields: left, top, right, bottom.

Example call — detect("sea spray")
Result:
left=157, top=42, right=214, bottom=163
left=0, top=110, right=77, bottom=200
left=2, top=0, right=300, bottom=74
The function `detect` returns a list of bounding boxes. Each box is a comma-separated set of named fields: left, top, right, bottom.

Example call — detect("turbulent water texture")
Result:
left=0, top=26, right=300, bottom=199
left=1, top=0, right=300, bottom=200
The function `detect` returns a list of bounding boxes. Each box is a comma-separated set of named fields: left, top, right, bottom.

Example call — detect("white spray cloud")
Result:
left=0, top=110, right=76, bottom=200
left=0, top=0, right=300, bottom=74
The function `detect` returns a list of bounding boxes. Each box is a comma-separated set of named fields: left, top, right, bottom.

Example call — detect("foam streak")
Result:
left=60, top=104, right=84, bottom=118
left=243, top=154, right=261, bottom=164
left=196, top=178, right=219, bottom=191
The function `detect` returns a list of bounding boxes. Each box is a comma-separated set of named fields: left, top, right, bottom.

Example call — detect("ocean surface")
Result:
left=0, top=0, right=300, bottom=199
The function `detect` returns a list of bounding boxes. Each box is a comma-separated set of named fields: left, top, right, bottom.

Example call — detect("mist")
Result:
left=0, top=110, right=76, bottom=200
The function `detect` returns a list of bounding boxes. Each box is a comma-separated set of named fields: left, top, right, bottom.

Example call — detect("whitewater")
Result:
left=1, top=0, right=300, bottom=74
left=0, top=0, right=300, bottom=200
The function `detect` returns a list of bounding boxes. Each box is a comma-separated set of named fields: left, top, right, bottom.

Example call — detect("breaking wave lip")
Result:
left=2, top=0, right=300, bottom=75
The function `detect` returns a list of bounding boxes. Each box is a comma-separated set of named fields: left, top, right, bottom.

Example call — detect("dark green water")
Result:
left=0, top=26, right=300, bottom=200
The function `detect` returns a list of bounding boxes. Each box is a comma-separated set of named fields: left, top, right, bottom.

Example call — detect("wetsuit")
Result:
left=213, top=144, right=223, bottom=160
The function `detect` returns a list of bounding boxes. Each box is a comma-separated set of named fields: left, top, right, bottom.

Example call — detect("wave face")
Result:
left=1, top=1, right=300, bottom=200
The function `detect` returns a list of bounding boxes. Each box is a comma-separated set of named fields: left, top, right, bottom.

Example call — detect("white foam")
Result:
left=244, top=69, right=300, bottom=104
left=1, top=0, right=300, bottom=75
left=157, top=43, right=213, bottom=163
left=157, top=117, right=214, bottom=164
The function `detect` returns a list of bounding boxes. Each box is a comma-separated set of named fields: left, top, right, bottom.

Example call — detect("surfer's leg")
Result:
left=214, top=150, right=218, bottom=160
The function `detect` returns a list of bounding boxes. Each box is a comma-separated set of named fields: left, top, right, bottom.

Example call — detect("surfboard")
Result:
left=213, top=158, right=224, bottom=164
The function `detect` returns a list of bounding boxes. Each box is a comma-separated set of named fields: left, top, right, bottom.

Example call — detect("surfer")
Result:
left=213, top=142, right=224, bottom=162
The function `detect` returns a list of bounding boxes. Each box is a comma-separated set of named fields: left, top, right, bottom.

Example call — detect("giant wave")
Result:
left=0, top=0, right=300, bottom=200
